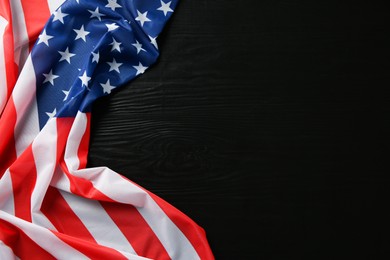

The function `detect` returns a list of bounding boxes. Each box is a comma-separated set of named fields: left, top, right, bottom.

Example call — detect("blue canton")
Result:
left=32, top=0, right=178, bottom=129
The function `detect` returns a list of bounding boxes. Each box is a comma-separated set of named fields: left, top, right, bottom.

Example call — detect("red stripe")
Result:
left=147, top=191, right=215, bottom=260
left=0, top=0, right=18, bottom=105
left=20, top=0, right=51, bottom=50
left=0, top=0, right=9, bottom=15
left=0, top=99, right=17, bottom=177
left=101, top=201, right=171, bottom=260
left=0, top=219, right=56, bottom=259
left=56, top=117, right=74, bottom=161
left=51, top=229, right=128, bottom=260
left=0, top=0, right=11, bottom=20
left=41, top=186, right=96, bottom=243
left=9, top=146, right=37, bottom=222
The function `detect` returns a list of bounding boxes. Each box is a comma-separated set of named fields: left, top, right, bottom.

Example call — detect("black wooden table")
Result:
left=88, top=1, right=389, bottom=258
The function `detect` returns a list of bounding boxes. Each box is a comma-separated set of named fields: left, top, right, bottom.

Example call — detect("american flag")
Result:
left=0, top=0, right=214, bottom=259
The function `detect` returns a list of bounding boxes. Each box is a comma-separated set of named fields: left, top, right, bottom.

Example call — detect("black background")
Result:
left=88, top=0, right=389, bottom=259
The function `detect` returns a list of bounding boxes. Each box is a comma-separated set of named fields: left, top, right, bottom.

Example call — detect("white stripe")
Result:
left=47, top=0, right=66, bottom=14
left=31, top=118, right=57, bottom=231
left=10, top=0, right=30, bottom=70
left=64, top=112, right=86, bottom=172
left=0, top=15, right=8, bottom=114
left=0, top=211, right=88, bottom=259
left=0, top=240, right=19, bottom=260
left=59, top=190, right=137, bottom=255
left=0, top=170, right=15, bottom=215
left=116, top=250, right=152, bottom=260
left=12, top=55, right=40, bottom=156
left=50, top=164, right=72, bottom=192
left=138, top=199, right=200, bottom=260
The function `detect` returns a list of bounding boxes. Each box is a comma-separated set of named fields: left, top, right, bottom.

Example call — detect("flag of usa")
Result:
left=0, top=0, right=214, bottom=259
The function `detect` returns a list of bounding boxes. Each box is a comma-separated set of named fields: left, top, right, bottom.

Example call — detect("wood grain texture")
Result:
left=88, top=0, right=389, bottom=259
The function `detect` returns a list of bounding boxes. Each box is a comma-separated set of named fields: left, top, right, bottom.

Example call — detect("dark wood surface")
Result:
left=88, top=0, right=389, bottom=259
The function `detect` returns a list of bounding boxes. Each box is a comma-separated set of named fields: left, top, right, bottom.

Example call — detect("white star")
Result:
left=74, top=25, right=90, bottom=42
left=107, top=58, right=122, bottom=73
left=100, top=79, right=116, bottom=94
left=157, top=1, right=173, bottom=16
left=43, top=69, right=59, bottom=85
left=133, top=62, right=148, bottom=76
left=38, top=30, right=53, bottom=46
left=149, top=35, right=158, bottom=49
left=106, top=23, right=119, bottom=32
left=46, top=108, right=57, bottom=118
left=88, top=7, right=105, bottom=21
left=135, top=10, right=151, bottom=27
left=92, top=51, right=99, bottom=63
left=106, top=0, right=121, bottom=11
left=53, top=7, right=68, bottom=23
left=79, top=71, right=91, bottom=87
left=58, top=47, right=76, bottom=64
left=110, top=38, right=121, bottom=52
left=132, top=40, right=146, bottom=54
left=62, top=90, right=70, bottom=101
